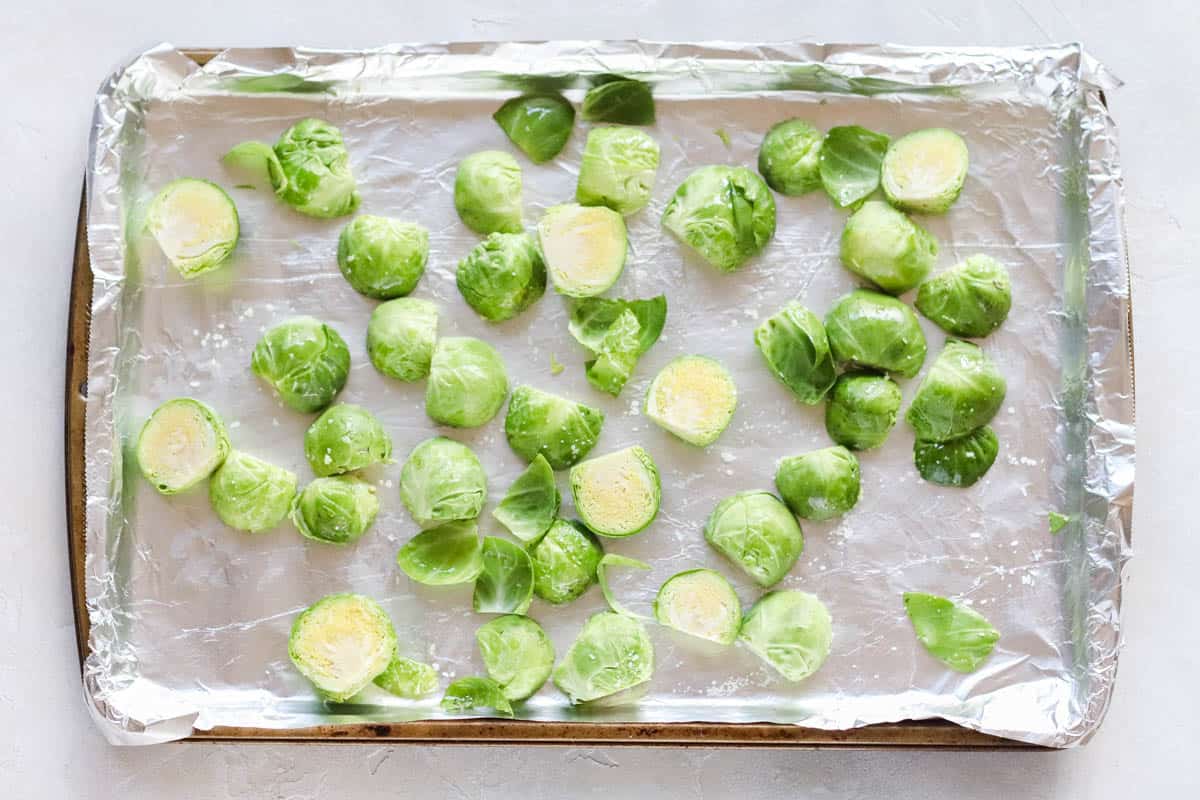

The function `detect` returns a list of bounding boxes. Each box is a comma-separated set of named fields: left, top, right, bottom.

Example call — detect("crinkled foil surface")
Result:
left=82, top=41, right=1133, bottom=747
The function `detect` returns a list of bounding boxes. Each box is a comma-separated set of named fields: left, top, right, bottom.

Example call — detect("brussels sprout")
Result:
left=251, top=317, right=350, bottom=413
left=303, top=404, right=392, bottom=477
left=374, top=655, right=439, bottom=699
left=596, top=553, right=652, bottom=619
left=336, top=215, right=428, bottom=299
left=135, top=398, right=230, bottom=494
left=775, top=446, right=861, bottom=522
left=493, top=93, right=575, bottom=163
left=662, top=165, right=776, bottom=272
left=454, top=151, right=523, bottom=235
left=288, top=593, right=397, bottom=702
left=881, top=128, right=969, bottom=215
left=584, top=309, right=642, bottom=397
left=399, top=436, right=487, bottom=527
left=825, top=289, right=927, bottom=378
left=568, top=295, right=667, bottom=356
left=753, top=301, right=836, bottom=405
left=644, top=355, right=737, bottom=447
left=224, top=118, right=360, bottom=218
left=915, top=255, right=1012, bottom=338
left=824, top=373, right=903, bottom=450
left=906, top=340, right=1006, bottom=442
left=537, top=203, right=627, bottom=298
left=290, top=476, right=379, bottom=544
left=473, top=537, right=535, bottom=615
left=704, top=491, right=803, bottom=588
left=426, top=337, right=509, bottom=428
left=552, top=611, right=654, bottom=704
left=581, top=78, right=655, bottom=125
left=570, top=446, right=661, bottom=538
left=441, top=676, right=514, bottom=717
left=504, top=386, right=604, bottom=471
left=839, top=201, right=937, bottom=295
left=146, top=178, right=239, bottom=278
left=456, top=233, right=547, bottom=322
left=476, top=615, right=555, bottom=701
left=209, top=451, right=297, bottom=533
left=530, top=519, right=604, bottom=605
left=396, top=520, right=484, bottom=586
left=576, top=127, right=660, bottom=215
left=654, top=568, right=742, bottom=645
left=914, top=426, right=999, bottom=488
left=818, top=125, right=890, bottom=208
left=903, top=591, right=999, bottom=673
left=739, top=590, right=833, bottom=682
left=366, top=298, right=439, bottom=382
left=492, top=454, right=561, bottom=544
left=757, top=119, right=823, bottom=196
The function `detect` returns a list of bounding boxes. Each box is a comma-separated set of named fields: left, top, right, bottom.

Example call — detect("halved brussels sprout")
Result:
left=654, top=569, right=742, bottom=645
left=662, top=165, right=776, bottom=272
left=644, top=355, right=737, bottom=447
left=396, top=520, right=484, bottom=586
left=570, top=446, right=661, bottom=538
left=881, top=128, right=969, bottom=215
left=492, top=454, right=561, bottom=544
left=336, top=215, right=429, bottom=299
left=568, top=295, right=667, bottom=355
left=576, top=127, right=660, bottom=215
left=596, top=553, right=652, bottom=619
left=290, top=476, right=379, bottom=544
left=704, top=491, right=803, bottom=588
left=775, top=446, right=861, bottom=522
left=366, top=298, right=439, bottom=382
left=903, top=591, right=999, bottom=673
left=476, top=615, right=555, bottom=701
left=914, top=426, right=999, bottom=488
left=399, top=436, right=487, bottom=527
left=426, top=337, right=509, bottom=428
left=251, top=317, right=350, bottom=414
left=824, top=289, right=927, bottom=378
left=552, top=611, right=654, bottom=704
left=739, top=590, right=833, bottom=682
left=757, top=119, right=823, bottom=196
left=456, top=232, right=547, bottom=322
left=581, top=78, right=655, bottom=125
left=374, top=654, right=439, bottom=699
left=146, top=178, right=239, bottom=278
left=473, top=537, right=535, bottom=615
left=135, top=398, right=230, bottom=494
left=493, top=93, right=575, bottom=163
left=818, top=125, right=890, bottom=209
left=303, top=404, right=392, bottom=477
left=825, top=373, right=902, bottom=451
left=288, top=593, right=397, bottom=702
left=754, top=301, right=837, bottom=405
left=915, top=255, right=1012, bottom=338
left=504, top=386, right=604, bottom=470
left=906, top=340, right=1006, bottom=442
left=537, top=203, right=627, bottom=298
left=454, top=151, right=523, bottom=234
left=584, top=309, right=641, bottom=396
left=530, top=519, right=604, bottom=605
left=209, top=451, right=297, bottom=533
left=441, top=676, right=514, bottom=717
left=839, top=201, right=937, bottom=295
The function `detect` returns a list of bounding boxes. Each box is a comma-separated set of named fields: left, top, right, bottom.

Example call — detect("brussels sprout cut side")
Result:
left=916, top=255, right=1012, bottom=338
left=441, top=677, right=514, bottom=717
left=337, top=215, right=429, bottom=299
left=775, top=446, right=861, bottom=522
left=662, top=165, right=776, bottom=272
left=209, top=451, right=297, bottom=533
left=825, top=373, right=903, bottom=451
left=399, top=436, right=487, bottom=528
left=581, top=77, right=655, bottom=125
left=476, top=615, right=555, bottom=701
left=704, top=491, right=804, bottom=588
left=135, top=398, right=230, bottom=494
left=839, top=201, right=937, bottom=295
left=576, top=127, right=660, bottom=215
left=824, top=289, right=927, bottom=378
left=570, top=446, right=661, bottom=538
left=903, top=591, right=999, bottom=673
left=739, top=590, right=833, bottom=682
left=758, top=119, right=823, bottom=196
left=291, top=476, right=379, bottom=544
left=881, top=128, right=969, bottom=215
left=251, top=317, right=350, bottom=414
left=504, top=386, right=604, bottom=470
left=644, top=356, right=738, bottom=447
left=288, top=593, right=397, bottom=702
left=426, top=337, right=509, bottom=428
left=818, top=125, right=890, bottom=209
left=473, top=537, right=535, bottom=615
left=754, top=301, right=837, bottom=405
left=553, top=611, right=654, bottom=705
left=906, top=339, right=1006, bottom=442
left=537, top=203, right=628, bottom=298
left=492, top=454, right=561, bottom=544
left=654, top=569, right=742, bottom=645
left=304, top=404, right=392, bottom=477
left=531, top=519, right=604, bottom=605
left=457, top=233, right=547, bottom=322
left=914, top=426, right=999, bottom=488
left=396, top=520, right=484, bottom=586
left=374, top=655, right=439, bottom=699
left=493, top=93, right=575, bottom=163
left=454, top=151, right=523, bottom=234
left=146, top=178, right=239, bottom=278
left=366, top=298, right=439, bottom=382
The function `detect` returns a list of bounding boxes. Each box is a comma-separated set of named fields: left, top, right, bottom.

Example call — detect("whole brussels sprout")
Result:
left=825, top=373, right=903, bottom=450
left=775, top=446, right=861, bottom=521
left=426, top=337, right=509, bottom=428
left=251, top=316, right=350, bottom=413
left=336, top=215, right=429, bottom=299
left=704, top=491, right=803, bottom=588
left=576, top=127, right=660, bottom=215
left=504, top=385, right=604, bottom=470
left=824, top=289, right=927, bottom=378
left=366, top=298, right=439, bottom=382
left=739, top=590, right=833, bottom=682
left=552, top=611, right=654, bottom=705
left=839, top=201, right=937, bottom=295
left=906, top=340, right=1006, bottom=442
left=145, top=178, right=239, bottom=278
left=881, top=128, right=969, bottom=215
left=754, top=301, right=836, bottom=405
left=135, top=398, right=230, bottom=494
left=454, top=151, right=523, bottom=234
left=757, top=119, right=823, bottom=195
left=288, top=593, right=396, bottom=702
left=209, top=451, right=297, bottom=532
left=304, top=404, right=392, bottom=476
left=493, top=93, right=575, bottom=163
left=914, top=426, right=999, bottom=488
left=456, top=233, right=547, bottom=322
left=570, top=446, right=661, bottom=538
left=904, top=591, right=1000, bottom=673
left=290, top=476, right=379, bottom=544
left=654, top=569, right=742, bottom=645
left=916, top=255, right=1012, bottom=338
left=537, top=203, right=627, bottom=298
left=662, top=165, right=776, bottom=272
left=531, top=519, right=604, bottom=605
left=399, top=436, right=487, bottom=527
left=396, top=520, right=484, bottom=586
left=476, top=615, right=555, bottom=701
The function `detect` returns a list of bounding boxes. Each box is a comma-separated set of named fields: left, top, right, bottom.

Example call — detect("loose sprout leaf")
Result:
left=399, top=437, right=487, bottom=528
left=223, top=74, right=335, bottom=94
left=476, top=615, right=555, bottom=701
left=493, top=93, right=575, bottom=163
left=585, top=309, right=642, bottom=396
left=739, top=590, right=833, bottom=682
left=704, top=491, right=803, bottom=587
left=903, top=592, right=1000, bottom=673
left=552, top=611, right=655, bottom=704
left=653, top=569, right=742, bottom=645
left=581, top=78, right=655, bottom=125
left=914, top=426, right=999, bottom=488
left=906, top=340, right=1006, bottom=442
left=288, top=593, right=397, bottom=703
left=570, top=447, right=662, bottom=538
left=818, top=124, right=890, bottom=208
left=568, top=295, right=667, bottom=356
left=374, top=655, right=439, bottom=698
left=135, top=398, right=230, bottom=494
left=473, top=537, right=535, bottom=615
left=492, top=454, right=560, bottom=544
left=303, top=404, right=392, bottom=477
left=881, top=128, right=969, bottom=214
left=209, top=451, right=297, bottom=533
left=250, top=316, right=350, bottom=414
left=753, top=301, right=837, bottom=405
left=440, top=677, right=514, bottom=717
left=222, top=140, right=282, bottom=187
left=661, top=165, right=776, bottom=272
left=531, top=519, right=605, bottom=605
left=825, top=289, right=928, bottom=378
left=1049, top=511, right=1069, bottom=534
left=550, top=354, right=565, bottom=375
left=915, top=255, right=1012, bottom=338
left=290, top=476, right=380, bottom=545
left=395, top=520, right=484, bottom=586
left=596, top=553, right=652, bottom=619
left=714, top=127, right=732, bottom=148
left=504, top=386, right=604, bottom=470
left=775, top=446, right=861, bottom=522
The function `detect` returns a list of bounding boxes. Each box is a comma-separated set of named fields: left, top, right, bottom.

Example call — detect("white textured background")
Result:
left=1, top=1, right=1194, bottom=796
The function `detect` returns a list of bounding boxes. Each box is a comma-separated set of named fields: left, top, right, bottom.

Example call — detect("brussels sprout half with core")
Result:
left=426, top=337, right=509, bottom=428
left=704, top=491, right=804, bottom=588
left=662, top=165, right=776, bottom=273
left=818, top=125, right=890, bottom=209
left=135, top=398, right=230, bottom=494
left=336, top=215, right=428, bottom=299
left=581, top=77, right=655, bottom=125
left=754, top=301, right=837, bottom=405
left=146, top=178, right=239, bottom=278
left=504, top=386, right=605, bottom=471
left=553, top=611, right=654, bottom=705
left=825, top=372, right=903, bottom=451
left=881, top=128, right=969, bottom=215
left=492, top=454, right=561, bottom=544
left=903, top=591, right=999, bottom=673
left=825, top=289, right=927, bottom=378
left=251, top=316, right=350, bottom=414
left=570, top=446, right=661, bottom=538
left=473, top=537, right=535, bottom=615
left=775, top=446, right=861, bottom=522
left=396, top=520, right=484, bottom=586
left=576, top=127, right=660, bottom=215
left=290, top=476, right=379, bottom=545
left=531, top=519, right=604, bottom=605
left=493, top=93, right=575, bottom=163
left=644, top=356, right=737, bottom=447
left=654, top=569, right=742, bottom=645
left=906, top=340, right=1006, bottom=442
left=739, top=590, right=833, bottom=682
left=916, top=255, right=1012, bottom=338
left=303, top=403, right=392, bottom=477
left=399, top=436, right=487, bottom=528
left=441, top=676, right=514, bottom=717
left=757, top=119, right=823, bottom=196
left=209, top=451, right=297, bottom=533
left=366, top=298, right=439, bottom=382
left=839, top=201, right=937, bottom=295
left=454, top=151, right=523, bottom=235
left=537, top=203, right=628, bottom=298
left=288, top=593, right=397, bottom=702
left=477, top=615, right=555, bottom=701
left=914, top=426, right=999, bottom=488
left=374, top=655, right=439, bottom=699
left=456, top=232, right=547, bottom=322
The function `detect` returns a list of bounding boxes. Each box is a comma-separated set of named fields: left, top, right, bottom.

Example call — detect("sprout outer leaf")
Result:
left=441, top=677, right=514, bottom=717
left=903, top=591, right=1000, bottom=673
left=374, top=655, right=439, bottom=698
left=913, top=426, right=999, bottom=488
left=581, top=79, right=655, bottom=125
left=596, top=553, right=652, bottom=619
left=473, top=537, right=535, bottom=615
left=493, top=93, right=575, bottom=163
left=818, top=124, right=890, bottom=208
left=395, top=520, right=484, bottom=586
left=492, top=454, right=561, bottom=544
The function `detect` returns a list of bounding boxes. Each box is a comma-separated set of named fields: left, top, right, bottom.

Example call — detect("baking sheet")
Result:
left=81, top=42, right=1133, bottom=747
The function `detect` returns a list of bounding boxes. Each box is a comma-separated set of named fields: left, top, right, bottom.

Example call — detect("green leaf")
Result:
left=903, top=592, right=1000, bottom=673
left=374, top=655, right=439, bottom=698
left=473, top=537, right=535, bottom=615
left=550, top=354, right=565, bottom=375
left=223, top=74, right=335, bottom=94
left=819, top=125, right=890, bottom=208
left=581, top=79, right=655, bottom=125
left=395, top=520, right=483, bottom=586
left=440, top=676, right=514, bottom=716
left=585, top=309, right=642, bottom=396
left=596, top=553, right=652, bottom=619
left=568, top=295, right=667, bottom=356
left=492, top=455, right=560, bottom=544
left=493, top=93, right=575, bottom=163
left=1048, top=512, right=1069, bottom=534
left=714, top=128, right=732, bottom=148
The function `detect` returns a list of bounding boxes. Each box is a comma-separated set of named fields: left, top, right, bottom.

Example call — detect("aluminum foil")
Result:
left=82, top=41, right=1133, bottom=747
